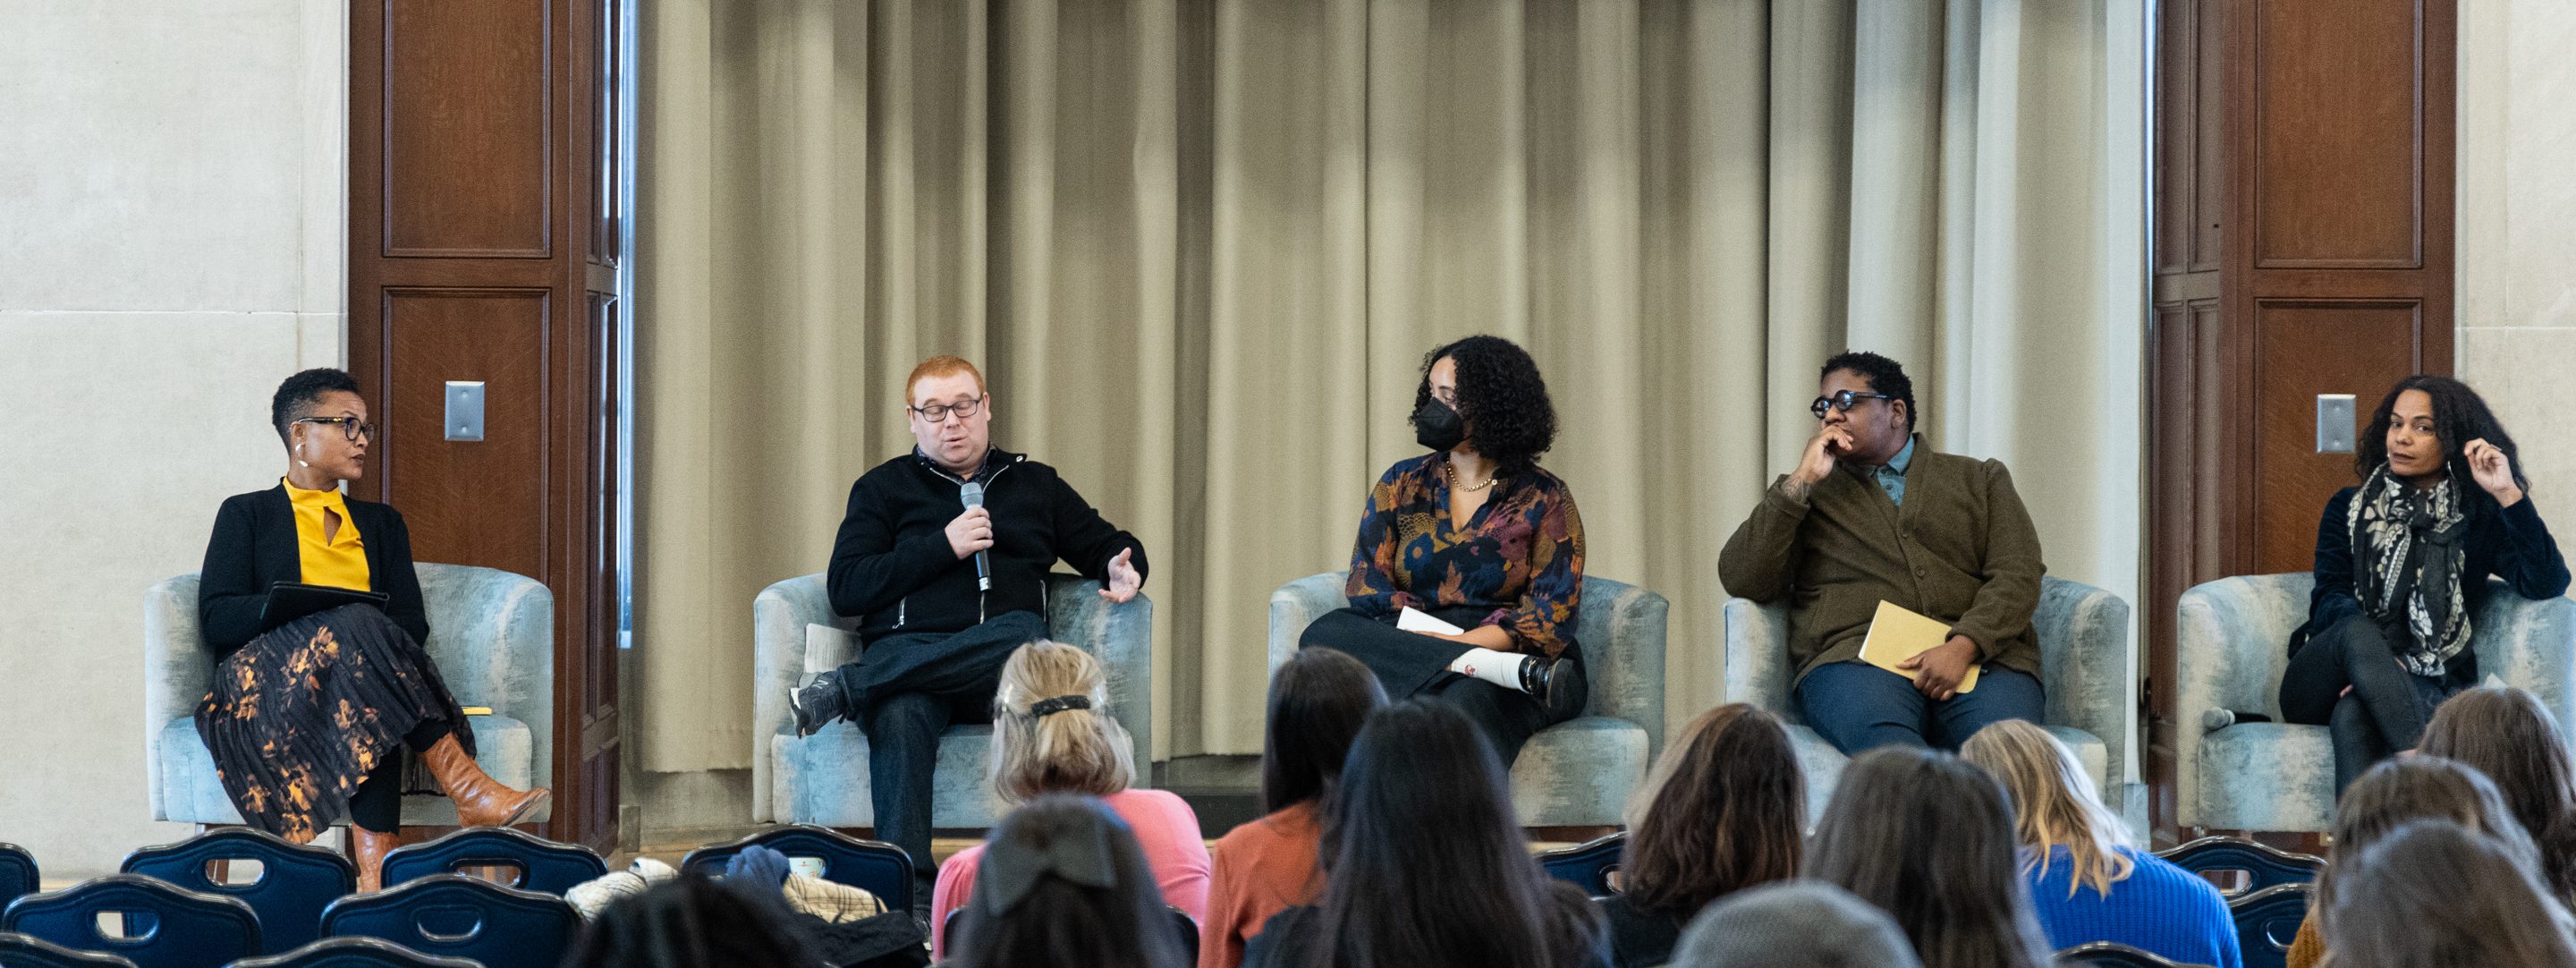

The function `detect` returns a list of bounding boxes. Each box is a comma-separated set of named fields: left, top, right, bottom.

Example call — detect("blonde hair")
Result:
left=988, top=640, right=1134, bottom=806
left=1960, top=719, right=2135, bottom=896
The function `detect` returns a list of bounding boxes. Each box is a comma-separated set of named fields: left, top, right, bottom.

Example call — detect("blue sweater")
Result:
left=2023, top=846, right=2241, bottom=968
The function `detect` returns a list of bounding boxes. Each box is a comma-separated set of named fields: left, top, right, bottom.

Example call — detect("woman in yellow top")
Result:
left=196, top=368, right=547, bottom=889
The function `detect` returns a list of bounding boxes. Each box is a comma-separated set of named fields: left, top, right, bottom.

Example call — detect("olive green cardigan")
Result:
left=1718, top=436, right=2047, bottom=687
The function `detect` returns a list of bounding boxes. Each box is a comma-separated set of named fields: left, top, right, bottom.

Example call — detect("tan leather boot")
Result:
left=352, top=827, right=401, bottom=892
left=419, top=733, right=551, bottom=828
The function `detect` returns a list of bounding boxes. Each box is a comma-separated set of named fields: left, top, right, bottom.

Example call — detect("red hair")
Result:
left=905, top=355, right=987, bottom=406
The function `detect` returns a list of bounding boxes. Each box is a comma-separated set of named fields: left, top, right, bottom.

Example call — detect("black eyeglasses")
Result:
left=294, top=416, right=377, bottom=442
left=1810, top=390, right=1897, bottom=420
left=911, top=395, right=987, bottom=423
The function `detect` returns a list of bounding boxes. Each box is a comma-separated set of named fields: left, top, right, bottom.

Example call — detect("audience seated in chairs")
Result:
left=561, top=875, right=838, bottom=968
left=1961, top=720, right=2241, bottom=967
left=928, top=640, right=1210, bottom=959
left=944, top=794, right=1190, bottom=968
left=1668, top=880, right=1922, bottom=968
left=1200, top=647, right=1384, bottom=968
left=1801, top=746, right=2055, bottom=968
left=2286, top=757, right=2540, bottom=968
left=1600, top=703, right=1804, bottom=968
left=1241, top=698, right=1606, bottom=968
left=2418, top=684, right=2576, bottom=902
left=2319, top=819, right=2576, bottom=968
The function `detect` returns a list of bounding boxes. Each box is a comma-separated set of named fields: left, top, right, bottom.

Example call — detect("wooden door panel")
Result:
left=380, top=288, right=551, bottom=578
left=2250, top=0, right=2428, bottom=268
left=384, top=0, right=554, bottom=258
left=2250, top=300, right=2423, bottom=573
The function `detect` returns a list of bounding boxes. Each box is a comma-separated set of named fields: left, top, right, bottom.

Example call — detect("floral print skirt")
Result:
left=195, top=604, right=473, bottom=842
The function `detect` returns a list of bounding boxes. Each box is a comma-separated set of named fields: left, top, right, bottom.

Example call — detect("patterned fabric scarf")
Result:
left=2348, top=465, right=2474, bottom=676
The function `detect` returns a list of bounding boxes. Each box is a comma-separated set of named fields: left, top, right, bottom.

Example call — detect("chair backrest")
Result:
left=0, top=875, right=262, bottom=968
left=2155, top=836, right=2322, bottom=899
left=0, top=846, right=36, bottom=913
left=2054, top=941, right=2196, bottom=968
left=143, top=565, right=555, bottom=826
left=319, top=874, right=578, bottom=968
left=223, top=937, right=482, bottom=968
left=750, top=573, right=1154, bottom=824
left=117, top=828, right=354, bottom=954
left=2227, top=882, right=2310, bottom=968
left=0, top=932, right=140, bottom=968
left=679, top=826, right=913, bottom=913
left=1536, top=832, right=1625, bottom=897
left=379, top=829, right=606, bottom=896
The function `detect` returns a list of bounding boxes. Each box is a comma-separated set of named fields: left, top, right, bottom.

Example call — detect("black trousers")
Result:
left=2278, top=613, right=2470, bottom=794
left=1298, top=607, right=1581, bottom=767
left=830, top=610, right=1046, bottom=907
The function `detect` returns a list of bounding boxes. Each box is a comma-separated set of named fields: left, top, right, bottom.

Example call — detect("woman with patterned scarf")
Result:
left=2279, top=375, right=2571, bottom=794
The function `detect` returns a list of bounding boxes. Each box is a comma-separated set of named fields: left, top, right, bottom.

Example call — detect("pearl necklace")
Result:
left=1445, top=457, right=1499, bottom=492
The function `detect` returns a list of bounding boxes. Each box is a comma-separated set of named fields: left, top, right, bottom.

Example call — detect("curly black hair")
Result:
left=1821, top=351, right=1917, bottom=432
left=2356, top=375, right=2528, bottom=495
left=270, top=368, right=362, bottom=447
left=1414, top=335, right=1557, bottom=472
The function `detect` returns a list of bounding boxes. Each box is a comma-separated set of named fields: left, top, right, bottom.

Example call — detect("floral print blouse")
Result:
left=1343, top=453, right=1586, bottom=658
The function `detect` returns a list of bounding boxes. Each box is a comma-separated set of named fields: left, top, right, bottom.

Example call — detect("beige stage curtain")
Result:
left=634, top=0, right=2144, bottom=774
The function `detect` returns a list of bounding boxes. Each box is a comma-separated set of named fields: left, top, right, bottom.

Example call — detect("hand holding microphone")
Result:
left=952, top=483, right=995, bottom=590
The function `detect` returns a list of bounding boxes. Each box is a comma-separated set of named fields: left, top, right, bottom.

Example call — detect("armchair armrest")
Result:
left=1721, top=597, right=1796, bottom=724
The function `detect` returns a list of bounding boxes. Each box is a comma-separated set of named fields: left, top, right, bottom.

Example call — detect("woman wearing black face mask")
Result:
left=1297, top=335, right=1588, bottom=766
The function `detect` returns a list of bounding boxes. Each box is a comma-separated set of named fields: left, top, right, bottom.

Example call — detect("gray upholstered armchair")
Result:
left=2176, top=573, right=2576, bottom=833
left=751, top=573, right=1152, bottom=828
left=144, top=565, right=555, bottom=828
left=1724, top=575, right=2132, bottom=825
left=1267, top=573, right=1670, bottom=828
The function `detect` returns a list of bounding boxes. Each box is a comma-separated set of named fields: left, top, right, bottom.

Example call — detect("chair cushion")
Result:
left=2195, top=723, right=2335, bottom=833
left=157, top=714, right=537, bottom=827
left=775, top=723, right=1002, bottom=828
left=1504, top=716, right=1648, bottom=828
left=1784, top=724, right=2107, bottom=828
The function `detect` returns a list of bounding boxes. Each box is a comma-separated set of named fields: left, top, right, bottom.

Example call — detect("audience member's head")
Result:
left=1296, top=698, right=1599, bottom=968
left=2316, top=755, right=2546, bottom=945
left=2421, top=685, right=2576, bottom=897
left=1960, top=718, right=2135, bottom=896
left=1801, top=746, right=2053, bottom=968
left=2322, top=819, right=2576, bottom=968
left=1671, top=880, right=1924, bottom=968
left=989, top=639, right=1134, bottom=806
left=1261, top=647, right=1386, bottom=814
left=560, top=875, right=826, bottom=968
left=1621, top=703, right=1805, bottom=917
left=946, top=794, right=1184, bottom=968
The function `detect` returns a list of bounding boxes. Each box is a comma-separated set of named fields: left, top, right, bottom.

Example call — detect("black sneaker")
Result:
left=1521, top=656, right=1588, bottom=722
left=788, top=669, right=848, bottom=737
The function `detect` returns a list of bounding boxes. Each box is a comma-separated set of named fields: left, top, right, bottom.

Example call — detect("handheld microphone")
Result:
left=961, top=481, right=991, bottom=591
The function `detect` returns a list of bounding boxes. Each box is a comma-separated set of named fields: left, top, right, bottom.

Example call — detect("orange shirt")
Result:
left=1199, top=800, right=1326, bottom=968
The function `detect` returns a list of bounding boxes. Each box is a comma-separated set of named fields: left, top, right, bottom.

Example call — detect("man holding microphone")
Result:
left=787, top=354, right=1148, bottom=910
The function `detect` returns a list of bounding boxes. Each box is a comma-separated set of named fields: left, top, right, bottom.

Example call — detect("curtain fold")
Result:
left=636, top=0, right=2142, bottom=774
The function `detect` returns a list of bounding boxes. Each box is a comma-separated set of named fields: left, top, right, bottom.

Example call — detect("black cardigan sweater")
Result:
left=827, top=447, right=1147, bottom=644
left=2295, top=485, right=2571, bottom=662
left=198, top=484, right=431, bottom=660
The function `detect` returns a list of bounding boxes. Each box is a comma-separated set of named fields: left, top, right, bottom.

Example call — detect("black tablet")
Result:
left=258, top=582, right=390, bottom=632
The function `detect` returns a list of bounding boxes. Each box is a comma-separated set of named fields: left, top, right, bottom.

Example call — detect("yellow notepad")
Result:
left=1858, top=600, right=1981, bottom=693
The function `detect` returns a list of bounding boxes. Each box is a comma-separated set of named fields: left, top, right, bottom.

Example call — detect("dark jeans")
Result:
left=831, top=610, right=1046, bottom=906
left=1794, top=660, right=2046, bottom=754
left=1298, top=607, right=1582, bottom=767
left=347, top=718, right=457, bottom=834
left=2279, top=613, right=2470, bottom=794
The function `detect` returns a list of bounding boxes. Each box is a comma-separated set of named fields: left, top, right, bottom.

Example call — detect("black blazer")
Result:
left=198, top=484, right=430, bottom=659
left=2296, top=485, right=2570, bottom=658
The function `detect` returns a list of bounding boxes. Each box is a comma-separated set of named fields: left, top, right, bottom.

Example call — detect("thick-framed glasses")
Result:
left=1809, top=390, right=1896, bottom=420
left=294, top=416, right=377, bottom=442
left=911, top=395, right=987, bottom=423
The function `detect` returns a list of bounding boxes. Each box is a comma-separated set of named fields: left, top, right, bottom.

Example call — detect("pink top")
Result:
left=930, top=788, right=1213, bottom=958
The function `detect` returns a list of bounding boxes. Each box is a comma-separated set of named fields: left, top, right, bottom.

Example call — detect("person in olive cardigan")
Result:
left=1719, top=352, right=2046, bottom=752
